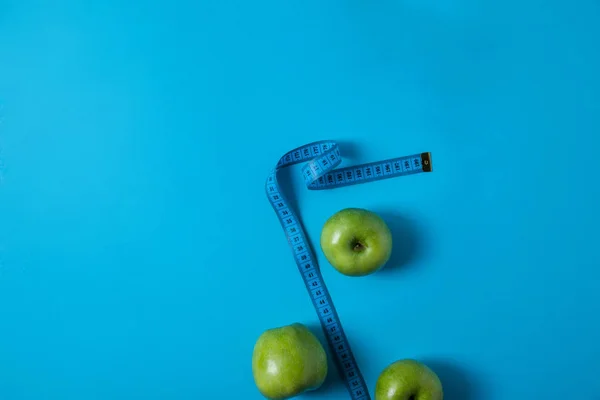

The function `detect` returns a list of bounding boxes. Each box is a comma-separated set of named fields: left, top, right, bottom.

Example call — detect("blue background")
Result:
left=1, top=0, right=599, bottom=399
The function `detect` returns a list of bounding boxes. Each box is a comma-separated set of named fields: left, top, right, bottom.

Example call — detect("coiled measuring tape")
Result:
left=265, top=141, right=432, bottom=400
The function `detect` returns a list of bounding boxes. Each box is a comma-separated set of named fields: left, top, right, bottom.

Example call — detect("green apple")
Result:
left=252, top=323, right=328, bottom=399
left=375, top=359, right=443, bottom=400
left=320, top=208, right=392, bottom=276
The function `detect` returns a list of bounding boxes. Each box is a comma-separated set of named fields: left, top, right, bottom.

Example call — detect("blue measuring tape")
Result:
left=265, top=141, right=432, bottom=400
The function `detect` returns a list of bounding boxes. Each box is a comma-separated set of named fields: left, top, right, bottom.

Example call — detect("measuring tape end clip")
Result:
left=420, top=152, right=433, bottom=172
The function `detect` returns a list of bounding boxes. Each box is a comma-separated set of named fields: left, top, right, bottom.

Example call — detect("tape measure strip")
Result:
left=266, top=141, right=432, bottom=400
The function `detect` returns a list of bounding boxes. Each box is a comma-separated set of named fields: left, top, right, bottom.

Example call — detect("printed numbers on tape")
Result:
left=265, top=141, right=432, bottom=400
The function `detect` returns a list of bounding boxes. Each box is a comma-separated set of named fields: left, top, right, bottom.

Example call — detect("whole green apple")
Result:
left=375, top=359, right=443, bottom=400
left=252, top=323, right=328, bottom=399
left=320, top=208, right=392, bottom=276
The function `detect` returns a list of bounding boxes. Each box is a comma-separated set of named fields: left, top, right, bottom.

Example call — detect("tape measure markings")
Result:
left=266, top=140, right=432, bottom=400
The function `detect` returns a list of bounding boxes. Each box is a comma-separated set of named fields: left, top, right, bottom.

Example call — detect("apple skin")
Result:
left=375, top=359, right=443, bottom=400
left=320, top=208, right=392, bottom=276
left=252, top=323, right=328, bottom=399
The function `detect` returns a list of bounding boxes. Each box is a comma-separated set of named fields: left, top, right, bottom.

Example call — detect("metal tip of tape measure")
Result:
left=421, top=152, right=433, bottom=172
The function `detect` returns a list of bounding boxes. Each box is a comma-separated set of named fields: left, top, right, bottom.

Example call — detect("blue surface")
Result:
left=1, top=1, right=599, bottom=399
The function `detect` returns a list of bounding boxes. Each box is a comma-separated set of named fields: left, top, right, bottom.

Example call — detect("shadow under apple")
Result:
left=376, top=210, right=424, bottom=275
left=420, top=358, right=481, bottom=400
left=303, top=322, right=369, bottom=398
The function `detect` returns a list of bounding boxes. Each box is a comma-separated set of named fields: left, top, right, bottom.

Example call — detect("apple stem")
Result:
left=353, top=242, right=365, bottom=251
